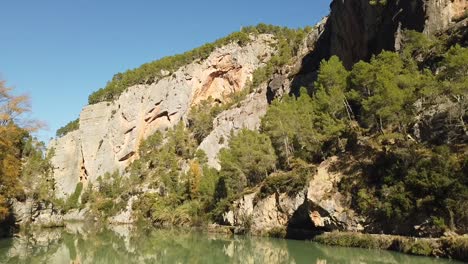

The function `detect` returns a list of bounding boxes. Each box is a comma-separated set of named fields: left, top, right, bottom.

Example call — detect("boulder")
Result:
left=11, top=199, right=64, bottom=228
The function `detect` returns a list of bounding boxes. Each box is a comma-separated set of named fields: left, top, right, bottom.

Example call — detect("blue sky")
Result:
left=0, top=0, right=331, bottom=142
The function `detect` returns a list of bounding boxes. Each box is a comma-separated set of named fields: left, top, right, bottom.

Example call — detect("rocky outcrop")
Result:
left=11, top=199, right=64, bottom=228
left=424, top=0, right=467, bottom=34
left=199, top=20, right=328, bottom=168
left=50, top=35, right=276, bottom=197
left=198, top=88, right=269, bottom=169
left=413, top=97, right=468, bottom=144
left=9, top=199, right=90, bottom=229
left=63, top=208, right=88, bottom=222
left=49, top=131, right=82, bottom=197
left=296, top=0, right=468, bottom=87
left=108, top=195, right=137, bottom=224
left=198, top=0, right=468, bottom=170
left=224, top=157, right=364, bottom=235
left=49, top=22, right=331, bottom=195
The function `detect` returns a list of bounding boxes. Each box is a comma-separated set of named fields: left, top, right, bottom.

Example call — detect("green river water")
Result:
left=0, top=224, right=464, bottom=264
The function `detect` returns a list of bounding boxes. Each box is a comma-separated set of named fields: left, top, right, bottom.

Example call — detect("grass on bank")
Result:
left=313, top=232, right=468, bottom=261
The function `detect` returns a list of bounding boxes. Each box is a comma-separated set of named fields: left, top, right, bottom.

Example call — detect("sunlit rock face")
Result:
left=224, top=157, right=364, bottom=235
left=49, top=35, right=275, bottom=197
left=197, top=88, right=269, bottom=169
left=424, top=0, right=467, bottom=34
left=198, top=19, right=328, bottom=169
left=49, top=20, right=328, bottom=197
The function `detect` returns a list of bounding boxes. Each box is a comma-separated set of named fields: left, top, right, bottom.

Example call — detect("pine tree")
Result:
left=314, top=56, right=352, bottom=120
left=349, top=51, right=415, bottom=133
left=219, top=129, right=277, bottom=194
left=439, top=45, right=468, bottom=137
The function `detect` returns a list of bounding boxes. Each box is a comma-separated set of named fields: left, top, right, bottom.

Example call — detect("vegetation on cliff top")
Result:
left=56, top=118, right=79, bottom=138
left=56, top=24, right=310, bottom=138
left=87, top=24, right=311, bottom=105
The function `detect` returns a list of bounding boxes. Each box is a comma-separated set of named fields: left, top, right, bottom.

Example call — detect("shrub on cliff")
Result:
left=56, top=118, right=79, bottom=138
left=64, top=182, right=83, bottom=211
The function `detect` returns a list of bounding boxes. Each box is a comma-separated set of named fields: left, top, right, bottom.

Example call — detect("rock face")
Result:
left=11, top=199, right=65, bottom=228
left=224, top=157, right=363, bottom=235
left=49, top=21, right=330, bottom=196
left=424, top=0, right=468, bottom=34
left=220, top=0, right=468, bottom=233
left=108, top=195, right=138, bottom=224
left=50, top=35, right=276, bottom=197
left=199, top=20, right=328, bottom=168
left=413, top=97, right=468, bottom=144
left=296, top=0, right=468, bottom=82
left=198, top=88, right=269, bottom=169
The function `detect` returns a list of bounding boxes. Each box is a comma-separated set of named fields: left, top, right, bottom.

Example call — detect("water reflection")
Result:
left=0, top=224, right=463, bottom=264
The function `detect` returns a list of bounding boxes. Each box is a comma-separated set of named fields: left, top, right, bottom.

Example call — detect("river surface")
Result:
left=0, top=224, right=463, bottom=264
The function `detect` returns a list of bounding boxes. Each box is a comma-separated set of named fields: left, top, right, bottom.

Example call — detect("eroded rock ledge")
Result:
left=224, top=157, right=364, bottom=236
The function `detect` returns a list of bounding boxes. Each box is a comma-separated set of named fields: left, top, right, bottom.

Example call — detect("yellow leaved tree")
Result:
left=0, top=79, right=36, bottom=220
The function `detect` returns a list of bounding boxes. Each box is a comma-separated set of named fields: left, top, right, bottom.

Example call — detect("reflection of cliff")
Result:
left=0, top=228, right=63, bottom=262
left=0, top=227, right=454, bottom=264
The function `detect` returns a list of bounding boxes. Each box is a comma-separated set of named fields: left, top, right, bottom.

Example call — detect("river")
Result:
left=0, top=224, right=463, bottom=263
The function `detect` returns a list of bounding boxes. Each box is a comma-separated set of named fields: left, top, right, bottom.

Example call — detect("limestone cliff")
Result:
left=50, top=35, right=276, bottom=197
left=47, top=0, right=467, bottom=236
left=198, top=18, right=328, bottom=168
left=221, top=0, right=467, bottom=235
left=50, top=0, right=466, bottom=197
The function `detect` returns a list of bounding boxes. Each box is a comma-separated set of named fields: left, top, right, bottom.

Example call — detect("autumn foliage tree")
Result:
left=0, top=80, right=34, bottom=220
left=186, top=161, right=202, bottom=199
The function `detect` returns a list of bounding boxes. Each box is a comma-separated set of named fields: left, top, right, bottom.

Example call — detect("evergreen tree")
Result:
left=439, top=45, right=468, bottom=138
left=349, top=51, right=416, bottom=133
left=262, top=87, right=345, bottom=167
left=314, top=56, right=352, bottom=120
left=219, top=129, right=277, bottom=194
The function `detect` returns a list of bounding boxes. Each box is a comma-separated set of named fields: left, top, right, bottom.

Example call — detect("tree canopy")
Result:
left=219, top=129, right=277, bottom=193
left=0, top=80, right=32, bottom=220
